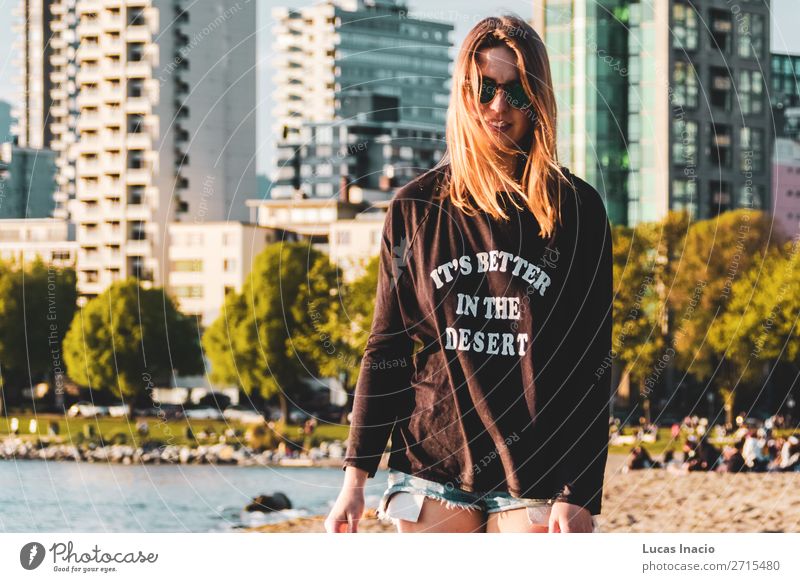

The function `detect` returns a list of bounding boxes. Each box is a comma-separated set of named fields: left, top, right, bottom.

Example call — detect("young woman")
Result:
left=325, top=14, right=613, bottom=534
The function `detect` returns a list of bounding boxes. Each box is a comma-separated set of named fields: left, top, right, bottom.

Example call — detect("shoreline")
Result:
left=0, top=435, right=349, bottom=467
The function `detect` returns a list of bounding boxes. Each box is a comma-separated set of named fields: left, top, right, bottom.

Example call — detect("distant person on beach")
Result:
left=626, top=446, right=661, bottom=471
left=326, top=14, right=612, bottom=534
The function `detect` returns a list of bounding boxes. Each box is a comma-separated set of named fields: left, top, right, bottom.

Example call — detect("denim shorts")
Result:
left=376, top=469, right=600, bottom=531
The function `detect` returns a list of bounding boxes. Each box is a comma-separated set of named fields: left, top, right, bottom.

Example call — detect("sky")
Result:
left=0, top=0, right=798, bottom=174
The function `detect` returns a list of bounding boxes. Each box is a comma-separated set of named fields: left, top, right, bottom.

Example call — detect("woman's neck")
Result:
left=497, top=153, right=525, bottom=181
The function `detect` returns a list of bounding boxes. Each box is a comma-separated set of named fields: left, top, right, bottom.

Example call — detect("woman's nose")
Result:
left=488, top=89, right=509, bottom=113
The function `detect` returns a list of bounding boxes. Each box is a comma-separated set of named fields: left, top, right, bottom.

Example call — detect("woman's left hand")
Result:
left=548, top=501, right=593, bottom=533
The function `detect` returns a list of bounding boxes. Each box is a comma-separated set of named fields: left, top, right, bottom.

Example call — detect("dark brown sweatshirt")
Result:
left=342, top=163, right=614, bottom=516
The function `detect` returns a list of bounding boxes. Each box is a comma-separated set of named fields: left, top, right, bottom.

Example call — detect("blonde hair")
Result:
left=432, top=14, right=570, bottom=240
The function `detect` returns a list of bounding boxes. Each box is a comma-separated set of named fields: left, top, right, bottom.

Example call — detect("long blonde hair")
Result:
left=433, top=14, right=569, bottom=240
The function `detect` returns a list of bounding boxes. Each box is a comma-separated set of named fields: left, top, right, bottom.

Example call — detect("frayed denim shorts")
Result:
left=376, top=469, right=599, bottom=532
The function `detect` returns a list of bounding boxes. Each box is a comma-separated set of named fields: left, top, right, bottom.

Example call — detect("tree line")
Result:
left=0, top=208, right=796, bottom=425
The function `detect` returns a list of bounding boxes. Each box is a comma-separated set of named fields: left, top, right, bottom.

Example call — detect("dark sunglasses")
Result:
left=473, top=76, right=532, bottom=109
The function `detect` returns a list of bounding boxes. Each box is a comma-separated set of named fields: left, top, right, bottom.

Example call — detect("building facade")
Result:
left=772, top=138, right=800, bottom=239
left=534, top=0, right=772, bottom=225
left=772, top=52, right=800, bottom=141
left=271, top=0, right=451, bottom=199
left=0, top=143, right=57, bottom=218
left=0, top=218, right=76, bottom=267
left=31, top=0, right=256, bottom=298
left=168, top=222, right=293, bottom=327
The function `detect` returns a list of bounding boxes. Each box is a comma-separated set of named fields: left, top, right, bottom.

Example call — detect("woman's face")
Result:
left=474, top=45, right=534, bottom=152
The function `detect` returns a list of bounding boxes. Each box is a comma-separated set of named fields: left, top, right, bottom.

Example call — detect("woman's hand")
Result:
left=324, top=467, right=368, bottom=533
left=548, top=501, right=593, bottom=533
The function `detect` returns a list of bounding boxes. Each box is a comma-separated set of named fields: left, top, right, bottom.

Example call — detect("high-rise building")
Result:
left=0, top=143, right=57, bottom=218
left=64, top=0, right=256, bottom=297
left=271, top=0, right=452, bottom=199
left=0, top=101, right=13, bottom=144
left=13, top=0, right=54, bottom=150
left=771, top=52, right=800, bottom=141
left=49, top=0, right=81, bottom=220
left=534, top=1, right=772, bottom=225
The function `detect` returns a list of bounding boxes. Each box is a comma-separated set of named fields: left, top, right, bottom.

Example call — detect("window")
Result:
left=174, top=286, right=203, bottom=298
left=127, top=42, right=145, bottom=62
left=708, top=123, right=732, bottom=168
left=672, top=179, right=697, bottom=219
left=127, top=114, right=145, bottom=133
left=709, top=180, right=732, bottom=214
left=172, top=259, right=203, bottom=272
left=739, top=69, right=764, bottom=115
left=672, top=118, right=697, bottom=166
left=127, top=8, right=146, bottom=27
left=709, top=9, right=732, bottom=53
left=127, top=150, right=145, bottom=169
left=672, top=61, right=698, bottom=108
left=739, top=184, right=765, bottom=209
left=223, top=258, right=237, bottom=272
left=336, top=231, right=351, bottom=245
left=710, top=67, right=732, bottom=110
left=128, top=185, right=145, bottom=205
left=129, top=220, right=146, bottom=241
left=740, top=126, right=764, bottom=172
left=738, top=13, right=764, bottom=58
left=673, top=2, right=698, bottom=51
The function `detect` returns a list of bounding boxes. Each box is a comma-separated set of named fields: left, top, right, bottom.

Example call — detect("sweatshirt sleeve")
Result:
left=552, top=191, right=614, bottom=515
left=342, top=199, right=416, bottom=478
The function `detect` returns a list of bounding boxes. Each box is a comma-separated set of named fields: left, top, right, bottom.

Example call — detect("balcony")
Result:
left=76, top=21, right=101, bottom=39
left=76, top=67, right=101, bottom=85
left=126, top=96, right=150, bottom=113
left=77, top=113, right=101, bottom=132
left=77, top=43, right=102, bottom=62
left=125, top=239, right=150, bottom=255
left=125, top=168, right=151, bottom=185
left=126, top=60, right=151, bottom=78
left=126, top=132, right=151, bottom=149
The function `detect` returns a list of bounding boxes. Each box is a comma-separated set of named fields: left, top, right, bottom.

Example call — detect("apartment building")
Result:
left=167, top=222, right=295, bottom=327
left=55, top=0, right=255, bottom=297
left=533, top=0, right=772, bottom=225
left=271, top=0, right=451, bottom=199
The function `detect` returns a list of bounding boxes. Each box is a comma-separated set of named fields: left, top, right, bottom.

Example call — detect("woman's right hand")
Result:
left=324, top=467, right=368, bottom=533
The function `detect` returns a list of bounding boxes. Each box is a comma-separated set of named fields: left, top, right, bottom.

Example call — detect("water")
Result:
left=0, top=460, right=389, bottom=532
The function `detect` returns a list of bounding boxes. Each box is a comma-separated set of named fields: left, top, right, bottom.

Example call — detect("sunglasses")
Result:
left=472, top=76, right=532, bottom=109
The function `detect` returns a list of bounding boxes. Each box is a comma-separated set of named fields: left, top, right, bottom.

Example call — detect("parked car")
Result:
left=67, top=402, right=108, bottom=418
left=223, top=406, right=264, bottom=424
left=183, top=407, right=224, bottom=420
left=107, top=403, right=130, bottom=418
left=132, top=404, right=185, bottom=420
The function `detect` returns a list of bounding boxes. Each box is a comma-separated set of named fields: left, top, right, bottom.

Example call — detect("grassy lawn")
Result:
left=3, top=413, right=795, bottom=456
left=608, top=426, right=800, bottom=457
left=0, top=413, right=351, bottom=448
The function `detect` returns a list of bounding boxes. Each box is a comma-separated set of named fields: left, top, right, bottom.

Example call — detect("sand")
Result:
left=247, top=454, right=800, bottom=533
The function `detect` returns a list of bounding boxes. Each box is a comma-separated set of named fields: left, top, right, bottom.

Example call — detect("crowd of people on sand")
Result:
left=620, top=414, right=800, bottom=474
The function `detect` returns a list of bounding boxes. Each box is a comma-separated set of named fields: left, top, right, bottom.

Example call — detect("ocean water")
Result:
left=0, top=460, right=389, bottom=533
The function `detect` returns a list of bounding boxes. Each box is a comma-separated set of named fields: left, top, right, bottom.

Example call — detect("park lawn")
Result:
left=0, top=413, right=351, bottom=448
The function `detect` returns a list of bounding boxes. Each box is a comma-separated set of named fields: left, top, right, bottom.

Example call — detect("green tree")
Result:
left=293, top=254, right=383, bottom=420
left=610, top=222, right=663, bottom=419
left=63, top=278, right=202, bottom=405
left=203, top=242, right=338, bottom=419
left=671, top=209, right=782, bottom=424
left=710, top=241, right=800, bottom=404
left=0, top=258, right=77, bottom=411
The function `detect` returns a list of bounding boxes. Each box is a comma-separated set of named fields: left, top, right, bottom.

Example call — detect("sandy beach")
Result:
left=247, top=454, right=800, bottom=533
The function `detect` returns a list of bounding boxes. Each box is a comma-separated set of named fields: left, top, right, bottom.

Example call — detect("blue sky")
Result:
left=0, top=0, right=798, bottom=173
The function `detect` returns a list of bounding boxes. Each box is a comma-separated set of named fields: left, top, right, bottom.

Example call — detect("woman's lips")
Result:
left=488, top=121, right=512, bottom=133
